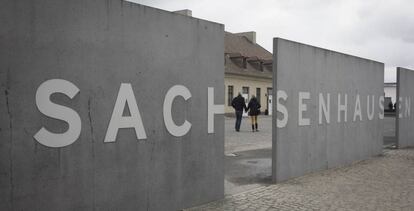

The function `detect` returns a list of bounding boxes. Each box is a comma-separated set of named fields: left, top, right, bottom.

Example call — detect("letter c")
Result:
left=163, top=85, right=192, bottom=137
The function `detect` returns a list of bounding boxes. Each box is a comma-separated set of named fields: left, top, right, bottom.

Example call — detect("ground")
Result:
left=224, top=116, right=272, bottom=195
left=188, top=148, right=414, bottom=211
left=186, top=116, right=413, bottom=210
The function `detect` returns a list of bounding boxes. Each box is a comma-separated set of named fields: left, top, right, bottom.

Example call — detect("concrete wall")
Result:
left=273, top=38, right=384, bottom=182
left=396, top=67, right=414, bottom=148
left=0, top=0, right=224, bottom=210
left=225, top=74, right=272, bottom=114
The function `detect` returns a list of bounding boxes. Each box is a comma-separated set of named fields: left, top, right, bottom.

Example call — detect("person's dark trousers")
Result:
left=235, top=110, right=243, bottom=131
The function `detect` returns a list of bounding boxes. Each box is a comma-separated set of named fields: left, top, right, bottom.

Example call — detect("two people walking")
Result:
left=231, top=93, right=261, bottom=132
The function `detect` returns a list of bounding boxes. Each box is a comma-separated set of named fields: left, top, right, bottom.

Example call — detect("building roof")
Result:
left=225, top=32, right=273, bottom=79
left=225, top=32, right=272, bottom=60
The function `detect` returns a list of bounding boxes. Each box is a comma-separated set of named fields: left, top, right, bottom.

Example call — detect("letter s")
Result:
left=277, top=90, right=289, bottom=128
left=34, top=79, right=81, bottom=148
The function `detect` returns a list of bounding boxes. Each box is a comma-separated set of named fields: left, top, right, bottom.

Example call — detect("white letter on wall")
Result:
left=367, top=95, right=375, bottom=120
left=277, top=90, right=288, bottom=128
left=337, top=93, right=347, bottom=122
left=208, top=87, right=224, bottom=134
left=398, top=97, right=403, bottom=118
left=353, top=94, right=362, bottom=121
left=34, top=79, right=81, bottom=148
left=405, top=97, right=411, bottom=118
left=319, top=93, right=330, bottom=124
left=104, top=83, right=147, bottom=142
left=379, top=96, right=384, bottom=119
left=298, top=92, right=310, bottom=126
left=163, top=85, right=192, bottom=137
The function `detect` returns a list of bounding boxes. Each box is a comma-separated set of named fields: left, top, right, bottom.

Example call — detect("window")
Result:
left=242, top=86, right=249, bottom=95
left=256, top=88, right=261, bottom=104
left=267, top=87, right=272, bottom=96
left=228, top=85, right=234, bottom=106
left=267, top=87, right=273, bottom=111
left=242, top=86, right=249, bottom=103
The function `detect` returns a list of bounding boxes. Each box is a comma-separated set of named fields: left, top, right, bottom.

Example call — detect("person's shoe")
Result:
left=236, top=129, right=240, bottom=132
left=256, top=129, right=259, bottom=132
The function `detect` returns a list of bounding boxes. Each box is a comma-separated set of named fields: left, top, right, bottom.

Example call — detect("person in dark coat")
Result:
left=246, top=95, right=261, bottom=132
left=231, top=93, right=247, bottom=132
left=388, top=101, right=393, bottom=112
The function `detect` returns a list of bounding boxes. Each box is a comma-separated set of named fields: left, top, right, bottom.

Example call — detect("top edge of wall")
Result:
left=397, top=67, right=414, bottom=72
left=273, top=37, right=384, bottom=66
left=122, top=0, right=224, bottom=28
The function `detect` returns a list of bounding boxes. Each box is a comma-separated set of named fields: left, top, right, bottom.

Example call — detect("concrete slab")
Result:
left=396, top=67, right=414, bottom=148
left=0, top=1, right=224, bottom=210
left=273, top=38, right=384, bottom=182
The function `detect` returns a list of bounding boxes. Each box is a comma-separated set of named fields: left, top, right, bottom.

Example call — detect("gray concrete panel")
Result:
left=0, top=0, right=224, bottom=210
left=273, top=38, right=384, bottom=182
left=396, top=67, right=414, bottom=148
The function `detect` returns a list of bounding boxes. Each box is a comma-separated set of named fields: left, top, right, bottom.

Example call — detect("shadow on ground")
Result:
left=225, top=148, right=272, bottom=195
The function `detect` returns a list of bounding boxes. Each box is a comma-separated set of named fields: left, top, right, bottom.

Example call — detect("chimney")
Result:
left=173, top=9, right=192, bottom=17
left=235, top=31, right=256, bottom=44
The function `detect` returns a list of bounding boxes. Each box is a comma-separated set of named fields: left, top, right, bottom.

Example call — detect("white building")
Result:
left=384, top=82, right=396, bottom=110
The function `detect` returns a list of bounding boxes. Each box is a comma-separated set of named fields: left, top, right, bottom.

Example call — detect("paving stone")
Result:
left=186, top=148, right=414, bottom=211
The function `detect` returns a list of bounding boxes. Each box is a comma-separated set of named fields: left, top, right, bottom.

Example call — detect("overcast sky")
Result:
left=129, top=0, right=414, bottom=82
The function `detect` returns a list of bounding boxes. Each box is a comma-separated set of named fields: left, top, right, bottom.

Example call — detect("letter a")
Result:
left=353, top=94, right=362, bottom=121
left=104, top=83, right=147, bottom=142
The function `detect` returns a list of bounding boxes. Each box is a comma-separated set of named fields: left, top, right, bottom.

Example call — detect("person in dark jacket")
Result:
left=246, top=95, right=261, bottom=132
left=388, top=101, right=393, bottom=111
left=231, top=93, right=247, bottom=132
